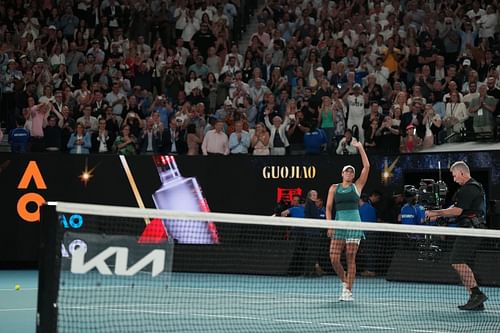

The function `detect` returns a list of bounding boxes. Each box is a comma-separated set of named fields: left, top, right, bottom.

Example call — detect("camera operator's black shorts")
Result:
left=449, top=236, right=482, bottom=265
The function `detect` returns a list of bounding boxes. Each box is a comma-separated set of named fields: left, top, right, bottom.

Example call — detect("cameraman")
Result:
left=426, top=161, right=487, bottom=311
left=398, top=185, right=426, bottom=246
left=399, top=185, right=426, bottom=226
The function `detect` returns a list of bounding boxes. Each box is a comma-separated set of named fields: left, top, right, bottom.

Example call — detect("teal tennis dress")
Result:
left=333, top=183, right=365, bottom=240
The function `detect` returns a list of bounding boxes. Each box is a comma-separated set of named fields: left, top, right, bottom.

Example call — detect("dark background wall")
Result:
left=1, top=151, right=499, bottom=265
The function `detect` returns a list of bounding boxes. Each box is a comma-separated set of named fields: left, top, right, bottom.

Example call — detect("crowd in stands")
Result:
left=1, top=0, right=500, bottom=155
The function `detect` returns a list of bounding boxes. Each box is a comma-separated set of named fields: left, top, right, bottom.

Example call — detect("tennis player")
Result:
left=326, top=141, right=369, bottom=301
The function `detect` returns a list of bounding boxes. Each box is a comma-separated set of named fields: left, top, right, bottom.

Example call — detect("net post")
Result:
left=36, top=203, right=60, bottom=333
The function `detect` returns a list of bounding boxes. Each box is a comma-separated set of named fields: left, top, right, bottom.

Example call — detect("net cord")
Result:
left=54, top=201, right=500, bottom=239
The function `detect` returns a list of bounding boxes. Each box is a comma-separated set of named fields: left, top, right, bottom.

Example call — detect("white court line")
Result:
left=54, top=284, right=500, bottom=312
left=60, top=285, right=138, bottom=290
left=411, top=330, right=454, bottom=333
left=238, top=299, right=331, bottom=305
left=167, top=288, right=466, bottom=308
left=0, top=308, right=36, bottom=312
left=58, top=284, right=494, bottom=309
left=360, top=325, right=396, bottom=330
left=318, top=322, right=347, bottom=327
left=60, top=305, right=456, bottom=333
left=0, top=288, right=37, bottom=291
left=272, top=319, right=314, bottom=324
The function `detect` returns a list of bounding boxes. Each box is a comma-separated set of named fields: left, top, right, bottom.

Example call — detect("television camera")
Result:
left=417, top=179, right=448, bottom=210
left=403, top=178, right=448, bottom=262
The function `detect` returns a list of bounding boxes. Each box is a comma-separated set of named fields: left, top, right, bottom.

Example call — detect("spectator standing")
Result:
left=43, top=115, right=63, bottom=151
left=476, top=5, right=497, bottom=41
left=113, top=124, right=137, bottom=155
left=336, top=129, right=358, bottom=155
left=318, top=96, right=336, bottom=149
left=163, top=116, right=187, bottom=155
left=91, top=118, right=115, bottom=154
left=468, top=85, right=497, bottom=138
left=202, top=120, right=229, bottom=155
left=106, top=81, right=127, bottom=116
left=77, top=105, right=98, bottom=134
left=229, top=120, right=251, bottom=154
left=186, top=123, right=203, bottom=155
left=376, top=115, right=401, bottom=154
left=345, top=83, right=365, bottom=142
left=138, top=117, right=163, bottom=155
left=251, top=122, right=270, bottom=156
left=400, top=100, right=425, bottom=142
left=67, top=122, right=91, bottom=154
left=443, top=92, right=468, bottom=141
left=264, top=112, right=290, bottom=156
left=422, top=104, right=442, bottom=148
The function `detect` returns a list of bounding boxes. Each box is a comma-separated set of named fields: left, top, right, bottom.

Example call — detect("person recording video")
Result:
left=398, top=185, right=426, bottom=246
left=399, top=185, right=426, bottom=226
left=335, top=129, right=358, bottom=155
left=426, top=161, right=487, bottom=311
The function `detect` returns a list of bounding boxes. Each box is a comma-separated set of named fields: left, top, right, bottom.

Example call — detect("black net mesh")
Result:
left=43, top=209, right=500, bottom=333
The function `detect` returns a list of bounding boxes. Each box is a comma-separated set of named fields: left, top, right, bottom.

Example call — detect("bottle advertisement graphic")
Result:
left=152, top=155, right=219, bottom=244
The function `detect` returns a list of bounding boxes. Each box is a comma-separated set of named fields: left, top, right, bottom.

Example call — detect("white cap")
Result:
left=315, top=66, right=325, bottom=72
left=463, top=59, right=471, bottom=66
left=48, top=25, right=57, bottom=30
left=342, top=165, right=356, bottom=174
left=36, top=57, right=45, bottom=63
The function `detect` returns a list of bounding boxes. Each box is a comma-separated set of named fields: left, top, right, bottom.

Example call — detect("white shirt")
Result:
left=98, top=131, right=109, bottom=152
left=76, top=116, right=98, bottom=133
left=181, top=17, right=200, bottom=42
left=175, top=7, right=188, bottom=30
left=105, top=91, right=126, bottom=115
left=50, top=53, right=66, bottom=68
left=463, top=92, right=479, bottom=109
left=434, top=67, right=446, bottom=82
left=336, top=30, right=358, bottom=48
left=175, top=47, right=190, bottom=65
left=202, top=130, right=229, bottom=155
left=76, top=134, right=83, bottom=154
left=220, top=64, right=240, bottom=76
left=224, top=53, right=244, bottom=68
left=374, top=66, right=390, bottom=86
left=477, top=13, right=497, bottom=38
left=146, top=131, right=154, bottom=152
left=466, top=8, right=486, bottom=20
left=184, top=78, right=203, bottom=96
left=347, top=94, right=365, bottom=120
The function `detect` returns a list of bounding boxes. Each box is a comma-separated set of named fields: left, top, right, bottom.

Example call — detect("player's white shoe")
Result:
left=340, top=282, right=353, bottom=301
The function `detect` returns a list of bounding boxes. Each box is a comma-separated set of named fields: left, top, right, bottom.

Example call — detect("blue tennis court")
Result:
left=1, top=270, right=499, bottom=332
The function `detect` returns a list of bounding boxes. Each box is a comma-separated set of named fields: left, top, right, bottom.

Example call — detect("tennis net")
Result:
left=37, top=202, right=500, bottom=333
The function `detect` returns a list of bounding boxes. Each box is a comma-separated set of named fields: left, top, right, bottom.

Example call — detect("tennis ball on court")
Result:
left=15, top=284, right=21, bottom=291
